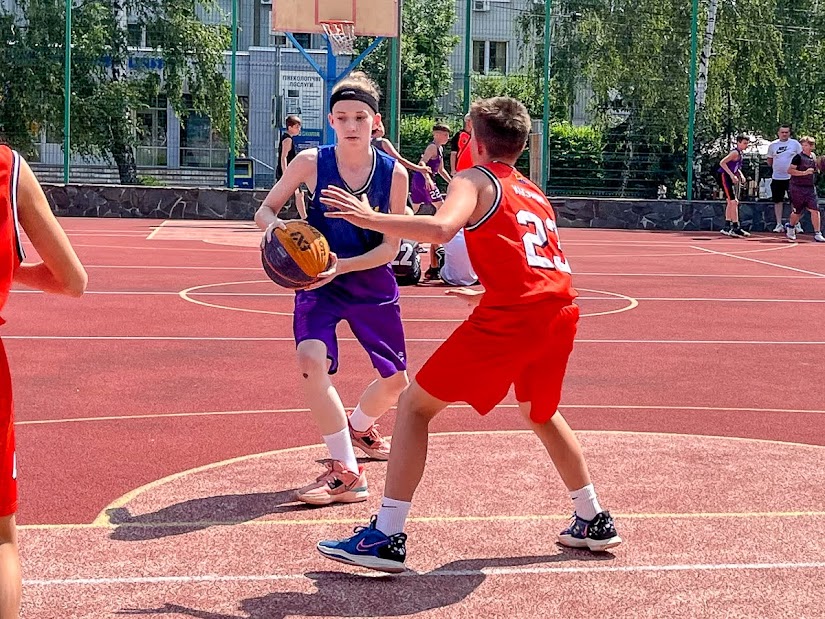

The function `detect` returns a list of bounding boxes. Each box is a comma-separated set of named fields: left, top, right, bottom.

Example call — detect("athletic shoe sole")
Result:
left=297, top=486, right=369, bottom=506
left=316, top=544, right=407, bottom=573
left=557, top=534, right=623, bottom=552
left=351, top=439, right=390, bottom=460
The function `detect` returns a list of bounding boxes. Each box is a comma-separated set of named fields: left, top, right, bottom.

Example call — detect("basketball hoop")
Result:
left=320, top=20, right=356, bottom=56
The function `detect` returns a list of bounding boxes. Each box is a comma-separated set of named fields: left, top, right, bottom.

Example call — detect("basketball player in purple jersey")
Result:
left=255, top=72, right=410, bottom=505
left=716, top=135, right=750, bottom=237
left=409, top=124, right=452, bottom=214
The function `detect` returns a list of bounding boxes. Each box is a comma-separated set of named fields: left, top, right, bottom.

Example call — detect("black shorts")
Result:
left=716, top=172, right=738, bottom=201
left=789, top=188, right=818, bottom=214
left=771, top=179, right=790, bottom=203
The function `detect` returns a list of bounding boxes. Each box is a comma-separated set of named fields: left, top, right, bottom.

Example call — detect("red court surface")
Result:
left=4, top=219, right=825, bottom=618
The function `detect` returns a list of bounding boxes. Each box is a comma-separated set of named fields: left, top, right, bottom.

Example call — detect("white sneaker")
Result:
left=773, top=223, right=785, bottom=233
left=814, top=232, right=825, bottom=243
left=795, top=223, right=803, bottom=233
left=786, top=224, right=797, bottom=242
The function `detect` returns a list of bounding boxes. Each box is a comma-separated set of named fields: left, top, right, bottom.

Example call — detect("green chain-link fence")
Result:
left=1, top=0, right=824, bottom=197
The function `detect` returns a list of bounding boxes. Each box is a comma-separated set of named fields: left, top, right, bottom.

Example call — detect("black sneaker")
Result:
left=424, top=266, right=441, bottom=281
left=730, top=227, right=750, bottom=238
left=558, top=511, right=622, bottom=552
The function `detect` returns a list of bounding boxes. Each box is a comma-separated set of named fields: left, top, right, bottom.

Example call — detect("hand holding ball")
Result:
left=261, top=221, right=333, bottom=289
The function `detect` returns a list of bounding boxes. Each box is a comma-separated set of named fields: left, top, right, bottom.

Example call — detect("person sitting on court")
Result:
left=424, top=227, right=478, bottom=286
left=716, top=135, right=750, bottom=237
left=392, top=207, right=422, bottom=286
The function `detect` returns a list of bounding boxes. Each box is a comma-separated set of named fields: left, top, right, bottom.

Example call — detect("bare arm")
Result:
left=788, top=163, right=815, bottom=177
left=450, top=151, right=458, bottom=175
left=255, top=149, right=317, bottom=233
left=279, top=136, right=293, bottom=177
left=438, top=157, right=452, bottom=184
left=380, top=140, right=430, bottom=175
left=320, top=170, right=485, bottom=244
left=719, top=151, right=741, bottom=182
left=13, top=157, right=87, bottom=296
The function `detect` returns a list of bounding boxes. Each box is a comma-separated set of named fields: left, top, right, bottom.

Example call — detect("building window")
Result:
left=292, top=33, right=312, bottom=49
left=136, top=95, right=168, bottom=167
left=180, top=96, right=249, bottom=168
left=472, top=40, right=508, bottom=74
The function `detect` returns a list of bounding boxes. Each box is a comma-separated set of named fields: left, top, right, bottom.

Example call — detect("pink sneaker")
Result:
left=348, top=418, right=391, bottom=460
left=296, top=461, right=369, bottom=506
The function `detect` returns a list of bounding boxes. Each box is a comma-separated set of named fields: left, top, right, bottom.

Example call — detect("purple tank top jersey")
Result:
left=718, top=148, right=743, bottom=176
left=425, top=143, right=443, bottom=175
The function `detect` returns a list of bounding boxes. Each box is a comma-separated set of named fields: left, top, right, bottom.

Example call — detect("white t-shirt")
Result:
left=767, top=139, right=802, bottom=180
left=440, top=228, right=477, bottom=286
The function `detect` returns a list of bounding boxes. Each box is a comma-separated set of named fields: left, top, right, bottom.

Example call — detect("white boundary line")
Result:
left=21, top=561, right=825, bottom=586
left=144, top=221, right=168, bottom=240
left=11, top=290, right=825, bottom=303
left=5, top=335, right=825, bottom=345
left=15, top=403, right=825, bottom=427
left=691, top=245, right=825, bottom=278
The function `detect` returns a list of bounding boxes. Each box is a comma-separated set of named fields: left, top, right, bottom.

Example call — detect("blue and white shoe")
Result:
left=317, top=515, right=407, bottom=573
left=558, top=511, right=622, bottom=552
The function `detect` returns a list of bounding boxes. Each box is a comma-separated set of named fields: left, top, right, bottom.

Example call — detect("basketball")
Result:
left=261, top=221, right=332, bottom=289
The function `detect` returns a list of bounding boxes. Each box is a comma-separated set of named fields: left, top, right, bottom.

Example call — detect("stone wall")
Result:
left=42, top=184, right=302, bottom=220
left=42, top=183, right=821, bottom=231
left=552, top=197, right=822, bottom=232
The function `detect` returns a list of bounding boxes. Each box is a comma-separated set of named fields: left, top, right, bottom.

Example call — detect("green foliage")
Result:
left=546, top=122, right=606, bottom=192
left=398, top=116, right=440, bottom=163
left=471, top=73, right=544, bottom=119
left=0, top=0, right=244, bottom=184
left=355, top=0, right=459, bottom=116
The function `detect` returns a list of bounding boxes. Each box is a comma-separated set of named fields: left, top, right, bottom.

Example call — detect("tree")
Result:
left=0, top=0, right=243, bottom=184
left=354, top=0, right=458, bottom=116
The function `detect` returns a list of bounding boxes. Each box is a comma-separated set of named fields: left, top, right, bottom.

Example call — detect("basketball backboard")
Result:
left=272, top=0, right=399, bottom=38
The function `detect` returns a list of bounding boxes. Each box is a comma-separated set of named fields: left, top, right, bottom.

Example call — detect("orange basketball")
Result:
left=261, top=221, right=332, bottom=289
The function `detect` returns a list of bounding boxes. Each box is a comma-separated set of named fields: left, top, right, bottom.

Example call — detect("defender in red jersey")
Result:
left=0, top=144, right=86, bottom=617
left=316, top=98, right=620, bottom=574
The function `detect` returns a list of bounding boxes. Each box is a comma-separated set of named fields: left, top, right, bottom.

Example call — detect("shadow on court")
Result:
left=117, top=551, right=616, bottom=618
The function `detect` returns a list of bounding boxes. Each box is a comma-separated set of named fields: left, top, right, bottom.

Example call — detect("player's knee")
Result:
left=0, top=515, right=17, bottom=546
left=296, top=341, right=329, bottom=378
left=380, top=371, right=409, bottom=398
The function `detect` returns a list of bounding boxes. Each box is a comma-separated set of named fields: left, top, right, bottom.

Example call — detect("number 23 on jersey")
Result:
left=517, top=210, right=571, bottom=273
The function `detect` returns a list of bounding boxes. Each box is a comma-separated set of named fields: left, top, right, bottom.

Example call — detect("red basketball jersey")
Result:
left=465, top=162, right=576, bottom=307
left=455, top=131, right=474, bottom=172
left=0, top=146, right=24, bottom=324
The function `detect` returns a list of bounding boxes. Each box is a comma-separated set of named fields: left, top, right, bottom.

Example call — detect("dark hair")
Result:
left=285, top=115, right=302, bottom=128
left=469, top=96, right=531, bottom=160
left=735, top=135, right=749, bottom=144
left=433, top=123, right=450, bottom=133
left=779, top=124, right=791, bottom=130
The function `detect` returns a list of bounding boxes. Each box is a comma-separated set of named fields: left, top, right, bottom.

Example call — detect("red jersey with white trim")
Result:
left=0, top=145, right=25, bottom=324
left=465, top=162, right=576, bottom=307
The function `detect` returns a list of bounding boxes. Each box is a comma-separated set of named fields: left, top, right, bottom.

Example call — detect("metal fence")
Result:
left=2, top=0, right=824, bottom=197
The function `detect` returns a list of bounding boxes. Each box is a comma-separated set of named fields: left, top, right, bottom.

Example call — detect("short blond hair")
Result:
left=801, top=136, right=816, bottom=146
left=470, top=97, right=531, bottom=160
left=332, top=71, right=381, bottom=101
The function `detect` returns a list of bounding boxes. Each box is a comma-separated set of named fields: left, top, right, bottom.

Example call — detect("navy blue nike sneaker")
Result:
left=317, top=515, right=407, bottom=573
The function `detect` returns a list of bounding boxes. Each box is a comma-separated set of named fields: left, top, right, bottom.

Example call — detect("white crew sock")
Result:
left=322, top=428, right=359, bottom=474
left=570, top=484, right=602, bottom=522
left=376, top=497, right=411, bottom=536
left=348, top=405, right=375, bottom=433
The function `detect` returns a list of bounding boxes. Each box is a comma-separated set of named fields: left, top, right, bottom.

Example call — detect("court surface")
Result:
left=5, top=219, right=825, bottom=618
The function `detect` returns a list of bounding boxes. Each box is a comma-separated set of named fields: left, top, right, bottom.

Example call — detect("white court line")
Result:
left=15, top=403, right=825, bottom=427
left=10, top=289, right=825, bottom=303
left=144, top=221, right=168, bottom=240
left=22, top=561, right=825, bottom=586
left=4, top=335, right=825, bottom=345
left=691, top=245, right=825, bottom=278
left=576, top=272, right=820, bottom=279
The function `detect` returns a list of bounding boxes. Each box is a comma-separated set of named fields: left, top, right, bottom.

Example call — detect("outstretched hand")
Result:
left=320, top=187, right=375, bottom=225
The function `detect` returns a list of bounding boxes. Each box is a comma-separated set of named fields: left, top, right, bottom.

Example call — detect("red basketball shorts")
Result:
left=416, top=300, right=579, bottom=423
left=0, top=339, right=17, bottom=517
